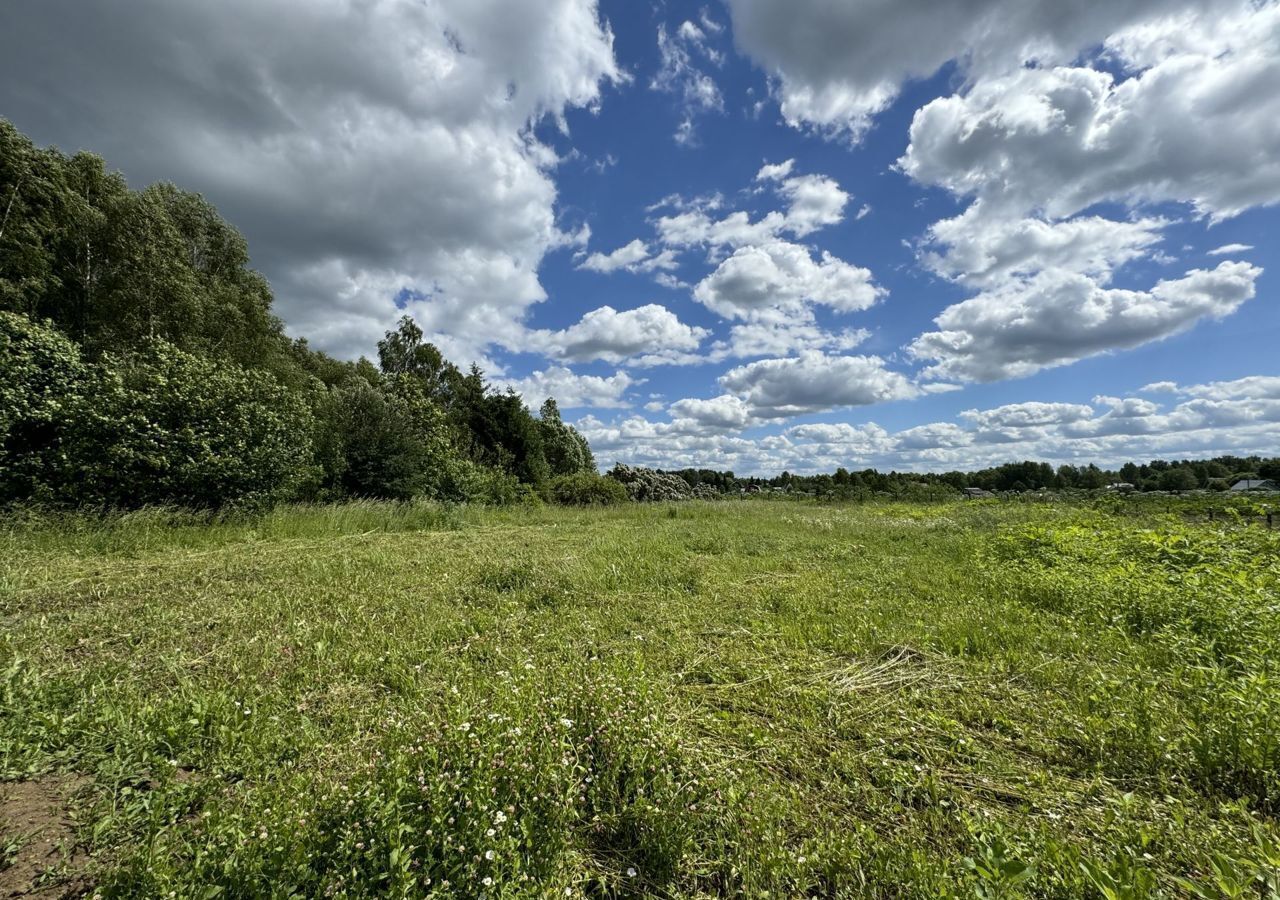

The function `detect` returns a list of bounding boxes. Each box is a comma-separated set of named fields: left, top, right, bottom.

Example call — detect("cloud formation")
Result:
left=529, top=304, right=709, bottom=366
left=724, top=0, right=1217, bottom=140
left=909, top=261, right=1262, bottom=382
left=0, top=0, right=623, bottom=363
left=581, top=374, right=1280, bottom=474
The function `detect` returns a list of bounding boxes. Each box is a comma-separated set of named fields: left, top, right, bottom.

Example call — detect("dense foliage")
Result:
left=0, top=120, right=594, bottom=509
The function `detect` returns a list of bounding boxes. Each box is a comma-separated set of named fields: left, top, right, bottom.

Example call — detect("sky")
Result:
left=1, top=0, right=1277, bottom=475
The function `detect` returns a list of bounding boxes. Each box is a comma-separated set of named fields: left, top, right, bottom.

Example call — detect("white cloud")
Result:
left=653, top=169, right=849, bottom=249
left=1179, top=375, right=1280, bottom=401
left=719, top=352, right=919, bottom=417
left=0, top=0, right=624, bottom=364
left=529, top=304, right=709, bottom=366
left=651, top=21, right=724, bottom=145
left=777, top=174, right=851, bottom=236
left=495, top=366, right=640, bottom=410
left=668, top=394, right=754, bottom=430
left=723, top=0, right=1214, bottom=140
left=584, top=373, right=1280, bottom=475
left=1208, top=243, right=1255, bottom=256
left=710, top=320, right=870, bottom=360
left=755, top=159, right=796, bottom=181
left=577, top=239, right=653, bottom=273
left=900, top=3, right=1280, bottom=221
left=694, top=241, right=881, bottom=319
left=922, top=208, right=1168, bottom=288
left=961, top=402, right=1097, bottom=429
left=909, top=261, right=1262, bottom=382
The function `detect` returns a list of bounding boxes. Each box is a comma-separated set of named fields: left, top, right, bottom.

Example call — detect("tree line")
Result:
left=0, top=119, right=601, bottom=510
left=660, top=456, right=1280, bottom=497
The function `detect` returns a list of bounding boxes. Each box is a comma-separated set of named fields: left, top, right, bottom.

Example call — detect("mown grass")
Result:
left=1, top=498, right=1278, bottom=897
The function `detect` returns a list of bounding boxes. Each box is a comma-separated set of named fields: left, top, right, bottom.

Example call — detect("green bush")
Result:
left=69, top=340, right=316, bottom=509
left=0, top=312, right=90, bottom=504
left=548, top=472, right=630, bottom=506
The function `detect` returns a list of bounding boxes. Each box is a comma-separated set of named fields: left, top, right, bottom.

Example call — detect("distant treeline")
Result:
left=660, top=457, right=1280, bottom=496
left=0, top=119, right=598, bottom=510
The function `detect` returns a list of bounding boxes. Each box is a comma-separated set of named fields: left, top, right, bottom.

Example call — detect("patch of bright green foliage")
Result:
left=1, top=498, right=1278, bottom=897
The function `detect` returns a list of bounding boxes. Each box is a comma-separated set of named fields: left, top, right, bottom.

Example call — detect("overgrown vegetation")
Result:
left=2, top=497, right=1278, bottom=896
left=1, top=120, right=596, bottom=511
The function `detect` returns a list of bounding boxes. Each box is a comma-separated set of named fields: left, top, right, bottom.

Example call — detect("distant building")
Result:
left=963, top=487, right=994, bottom=499
left=1106, top=482, right=1136, bottom=492
left=1229, top=479, right=1279, bottom=492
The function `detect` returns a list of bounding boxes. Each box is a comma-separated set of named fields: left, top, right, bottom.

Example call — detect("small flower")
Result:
left=626, top=867, right=637, bottom=878
left=485, top=850, right=495, bottom=860
left=482, top=876, right=493, bottom=886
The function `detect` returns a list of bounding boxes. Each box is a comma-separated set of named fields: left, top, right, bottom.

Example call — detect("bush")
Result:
left=68, top=340, right=316, bottom=509
left=0, top=313, right=90, bottom=505
left=548, top=472, right=629, bottom=506
left=606, top=463, right=692, bottom=502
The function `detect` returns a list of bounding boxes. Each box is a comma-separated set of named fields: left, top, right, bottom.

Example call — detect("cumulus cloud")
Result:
left=723, top=0, right=1215, bottom=140
left=921, top=208, right=1168, bottom=288
left=694, top=241, right=881, bottom=319
left=495, top=366, right=640, bottom=410
left=719, top=352, right=919, bottom=417
left=580, top=371, right=1280, bottom=474
left=668, top=395, right=754, bottom=430
left=1179, top=375, right=1280, bottom=401
left=900, top=3, right=1280, bottom=221
left=909, top=261, right=1262, bottom=382
left=0, top=0, right=623, bottom=363
left=961, top=402, right=1097, bottom=429
left=529, top=304, right=709, bottom=366
left=710, top=320, right=870, bottom=361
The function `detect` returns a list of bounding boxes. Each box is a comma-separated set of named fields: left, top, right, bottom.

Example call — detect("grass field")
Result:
left=2, top=499, right=1279, bottom=898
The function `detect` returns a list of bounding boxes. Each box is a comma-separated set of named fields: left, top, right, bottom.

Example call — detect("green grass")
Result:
left=2, top=499, right=1279, bottom=897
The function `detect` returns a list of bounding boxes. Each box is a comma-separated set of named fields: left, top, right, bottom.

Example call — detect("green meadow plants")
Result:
left=2, top=497, right=1278, bottom=896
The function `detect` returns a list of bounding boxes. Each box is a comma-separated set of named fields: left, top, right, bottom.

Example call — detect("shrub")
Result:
left=606, top=463, right=692, bottom=502
left=0, top=313, right=90, bottom=505
left=68, top=339, right=316, bottom=509
left=548, top=472, right=629, bottom=506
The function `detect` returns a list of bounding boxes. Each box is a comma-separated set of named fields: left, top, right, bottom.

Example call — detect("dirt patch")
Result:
left=0, top=777, right=91, bottom=899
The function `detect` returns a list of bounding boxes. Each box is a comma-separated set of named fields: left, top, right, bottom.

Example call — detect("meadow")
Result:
left=2, top=497, right=1279, bottom=898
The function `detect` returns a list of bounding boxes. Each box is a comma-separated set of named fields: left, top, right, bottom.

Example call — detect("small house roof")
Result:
left=1229, top=479, right=1278, bottom=491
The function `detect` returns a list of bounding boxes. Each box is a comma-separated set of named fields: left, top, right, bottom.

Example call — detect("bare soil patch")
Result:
left=0, top=777, right=90, bottom=899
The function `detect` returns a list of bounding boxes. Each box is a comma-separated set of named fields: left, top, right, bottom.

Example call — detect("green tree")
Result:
left=538, top=398, right=595, bottom=476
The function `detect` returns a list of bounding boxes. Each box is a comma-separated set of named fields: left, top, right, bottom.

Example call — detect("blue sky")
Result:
left=1, top=0, right=1276, bottom=473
